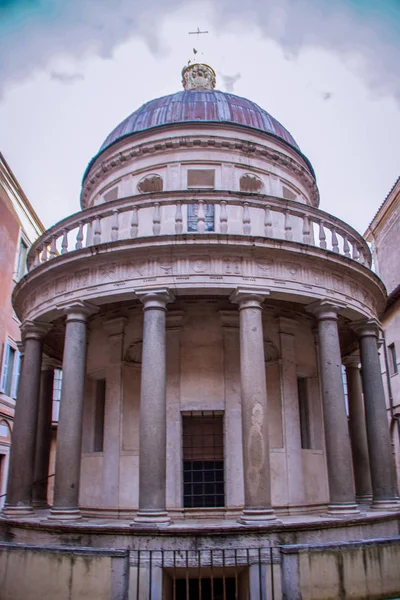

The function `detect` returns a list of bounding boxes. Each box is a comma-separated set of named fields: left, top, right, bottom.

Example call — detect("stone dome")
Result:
left=99, top=89, right=299, bottom=154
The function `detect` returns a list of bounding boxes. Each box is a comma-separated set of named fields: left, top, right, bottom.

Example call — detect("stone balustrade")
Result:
left=27, top=191, right=371, bottom=271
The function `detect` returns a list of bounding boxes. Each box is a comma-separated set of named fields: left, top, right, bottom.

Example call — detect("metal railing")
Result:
left=130, top=546, right=280, bottom=599
left=26, top=191, right=371, bottom=272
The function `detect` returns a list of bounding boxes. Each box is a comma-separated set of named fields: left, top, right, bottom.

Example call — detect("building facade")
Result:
left=0, top=153, right=44, bottom=508
left=1, top=64, right=400, bottom=599
left=365, top=177, right=400, bottom=494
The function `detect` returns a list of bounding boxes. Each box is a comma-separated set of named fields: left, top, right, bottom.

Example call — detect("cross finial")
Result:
left=188, top=26, right=209, bottom=38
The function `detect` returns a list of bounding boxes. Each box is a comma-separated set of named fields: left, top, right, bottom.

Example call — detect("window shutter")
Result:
left=11, top=350, right=21, bottom=399
left=0, top=344, right=10, bottom=393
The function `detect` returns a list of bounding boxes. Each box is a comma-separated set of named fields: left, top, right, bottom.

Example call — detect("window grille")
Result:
left=182, top=411, right=224, bottom=508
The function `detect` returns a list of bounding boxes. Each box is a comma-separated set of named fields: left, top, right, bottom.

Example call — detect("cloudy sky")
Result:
left=0, top=0, right=399, bottom=234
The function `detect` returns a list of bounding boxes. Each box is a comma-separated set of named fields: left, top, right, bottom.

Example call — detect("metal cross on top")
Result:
left=188, top=26, right=209, bottom=37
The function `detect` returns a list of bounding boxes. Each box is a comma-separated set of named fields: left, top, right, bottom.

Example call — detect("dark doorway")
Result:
left=175, top=577, right=236, bottom=599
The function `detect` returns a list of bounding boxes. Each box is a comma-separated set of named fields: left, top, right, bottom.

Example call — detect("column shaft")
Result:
left=134, top=290, right=173, bottom=525
left=231, top=289, right=276, bottom=523
left=32, top=361, right=56, bottom=508
left=344, top=357, right=372, bottom=503
left=50, top=304, right=93, bottom=520
left=4, top=322, right=46, bottom=515
left=357, top=323, right=398, bottom=508
left=309, top=302, right=358, bottom=515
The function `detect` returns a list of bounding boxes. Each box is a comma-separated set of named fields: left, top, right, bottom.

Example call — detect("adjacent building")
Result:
left=0, top=152, right=44, bottom=506
left=365, top=176, right=400, bottom=493
left=1, top=63, right=400, bottom=599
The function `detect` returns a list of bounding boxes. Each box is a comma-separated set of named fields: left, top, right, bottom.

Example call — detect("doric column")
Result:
left=343, top=355, right=372, bottom=504
left=354, top=320, right=399, bottom=509
left=4, top=321, right=48, bottom=516
left=32, top=357, right=59, bottom=508
left=49, top=301, right=97, bottom=520
left=307, top=301, right=359, bottom=515
left=230, top=288, right=277, bottom=524
left=134, top=289, right=174, bottom=525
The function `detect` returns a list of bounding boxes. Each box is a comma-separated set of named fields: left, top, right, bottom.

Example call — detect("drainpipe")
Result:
left=381, top=328, right=400, bottom=473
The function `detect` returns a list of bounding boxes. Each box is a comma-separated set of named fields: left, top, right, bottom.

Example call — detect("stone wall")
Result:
left=281, top=537, right=400, bottom=600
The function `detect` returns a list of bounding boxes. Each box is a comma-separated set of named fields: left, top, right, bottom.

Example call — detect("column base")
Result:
left=2, top=505, right=34, bottom=518
left=327, top=503, right=360, bottom=516
left=356, top=494, right=373, bottom=505
left=48, top=508, right=82, bottom=521
left=132, top=510, right=170, bottom=526
left=369, top=499, right=400, bottom=511
left=239, top=508, right=279, bottom=525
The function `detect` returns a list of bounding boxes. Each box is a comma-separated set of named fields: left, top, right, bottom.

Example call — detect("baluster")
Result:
left=220, top=201, right=228, bottom=234
left=196, top=200, right=206, bottom=233
left=153, top=202, right=161, bottom=235
left=242, top=202, right=251, bottom=235
left=175, top=201, right=183, bottom=234
left=343, top=234, right=351, bottom=258
left=264, top=205, right=272, bottom=237
left=50, top=236, right=57, bottom=257
left=93, top=218, right=102, bottom=245
left=41, top=243, right=48, bottom=262
left=111, top=210, right=119, bottom=242
left=61, top=230, right=69, bottom=254
left=358, top=246, right=365, bottom=265
left=352, top=242, right=359, bottom=261
left=319, top=221, right=327, bottom=249
left=33, top=247, right=41, bottom=268
left=284, top=210, right=293, bottom=241
left=331, top=228, right=339, bottom=253
left=75, top=224, right=84, bottom=250
left=130, top=207, right=138, bottom=238
left=302, top=215, right=311, bottom=244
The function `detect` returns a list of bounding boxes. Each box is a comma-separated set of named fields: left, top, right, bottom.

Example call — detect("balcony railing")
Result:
left=27, top=191, right=371, bottom=271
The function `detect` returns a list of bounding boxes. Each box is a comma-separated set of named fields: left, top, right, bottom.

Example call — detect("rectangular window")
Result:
left=187, top=204, right=215, bottom=232
left=0, top=342, right=20, bottom=398
left=388, top=343, right=398, bottom=376
left=93, top=379, right=106, bottom=452
left=182, top=411, right=224, bottom=508
left=187, top=169, right=215, bottom=189
left=15, top=238, right=28, bottom=281
left=297, top=377, right=312, bottom=449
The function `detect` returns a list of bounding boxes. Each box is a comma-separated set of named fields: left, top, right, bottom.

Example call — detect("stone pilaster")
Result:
left=277, top=317, right=305, bottom=507
left=230, top=287, right=277, bottom=524
left=307, top=300, right=359, bottom=515
left=101, top=317, right=128, bottom=509
left=220, top=310, right=244, bottom=511
left=166, top=311, right=184, bottom=512
left=49, top=301, right=97, bottom=520
left=354, top=320, right=399, bottom=509
left=134, top=289, right=174, bottom=525
left=342, top=354, right=372, bottom=504
left=32, top=357, right=59, bottom=508
left=4, top=321, right=48, bottom=516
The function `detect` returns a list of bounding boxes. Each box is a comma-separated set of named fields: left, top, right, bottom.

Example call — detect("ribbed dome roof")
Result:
left=99, top=89, right=299, bottom=153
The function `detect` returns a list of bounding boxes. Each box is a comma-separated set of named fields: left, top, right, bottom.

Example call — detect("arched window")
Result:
left=240, top=173, right=264, bottom=193
left=137, top=174, right=163, bottom=193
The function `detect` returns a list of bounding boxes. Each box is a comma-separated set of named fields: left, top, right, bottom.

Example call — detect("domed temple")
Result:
left=1, top=63, right=400, bottom=599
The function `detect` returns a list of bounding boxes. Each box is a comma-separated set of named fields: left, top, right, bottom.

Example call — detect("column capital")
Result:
left=57, top=300, right=99, bottom=323
left=219, top=310, right=239, bottom=329
left=21, top=320, right=50, bottom=342
left=351, top=318, right=381, bottom=339
left=166, top=310, right=185, bottom=329
left=230, top=287, right=270, bottom=309
left=135, top=288, right=175, bottom=311
left=306, top=299, right=346, bottom=321
left=103, top=316, right=128, bottom=337
left=41, top=356, right=61, bottom=371
left=342, top=354, right=361, bottom=369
